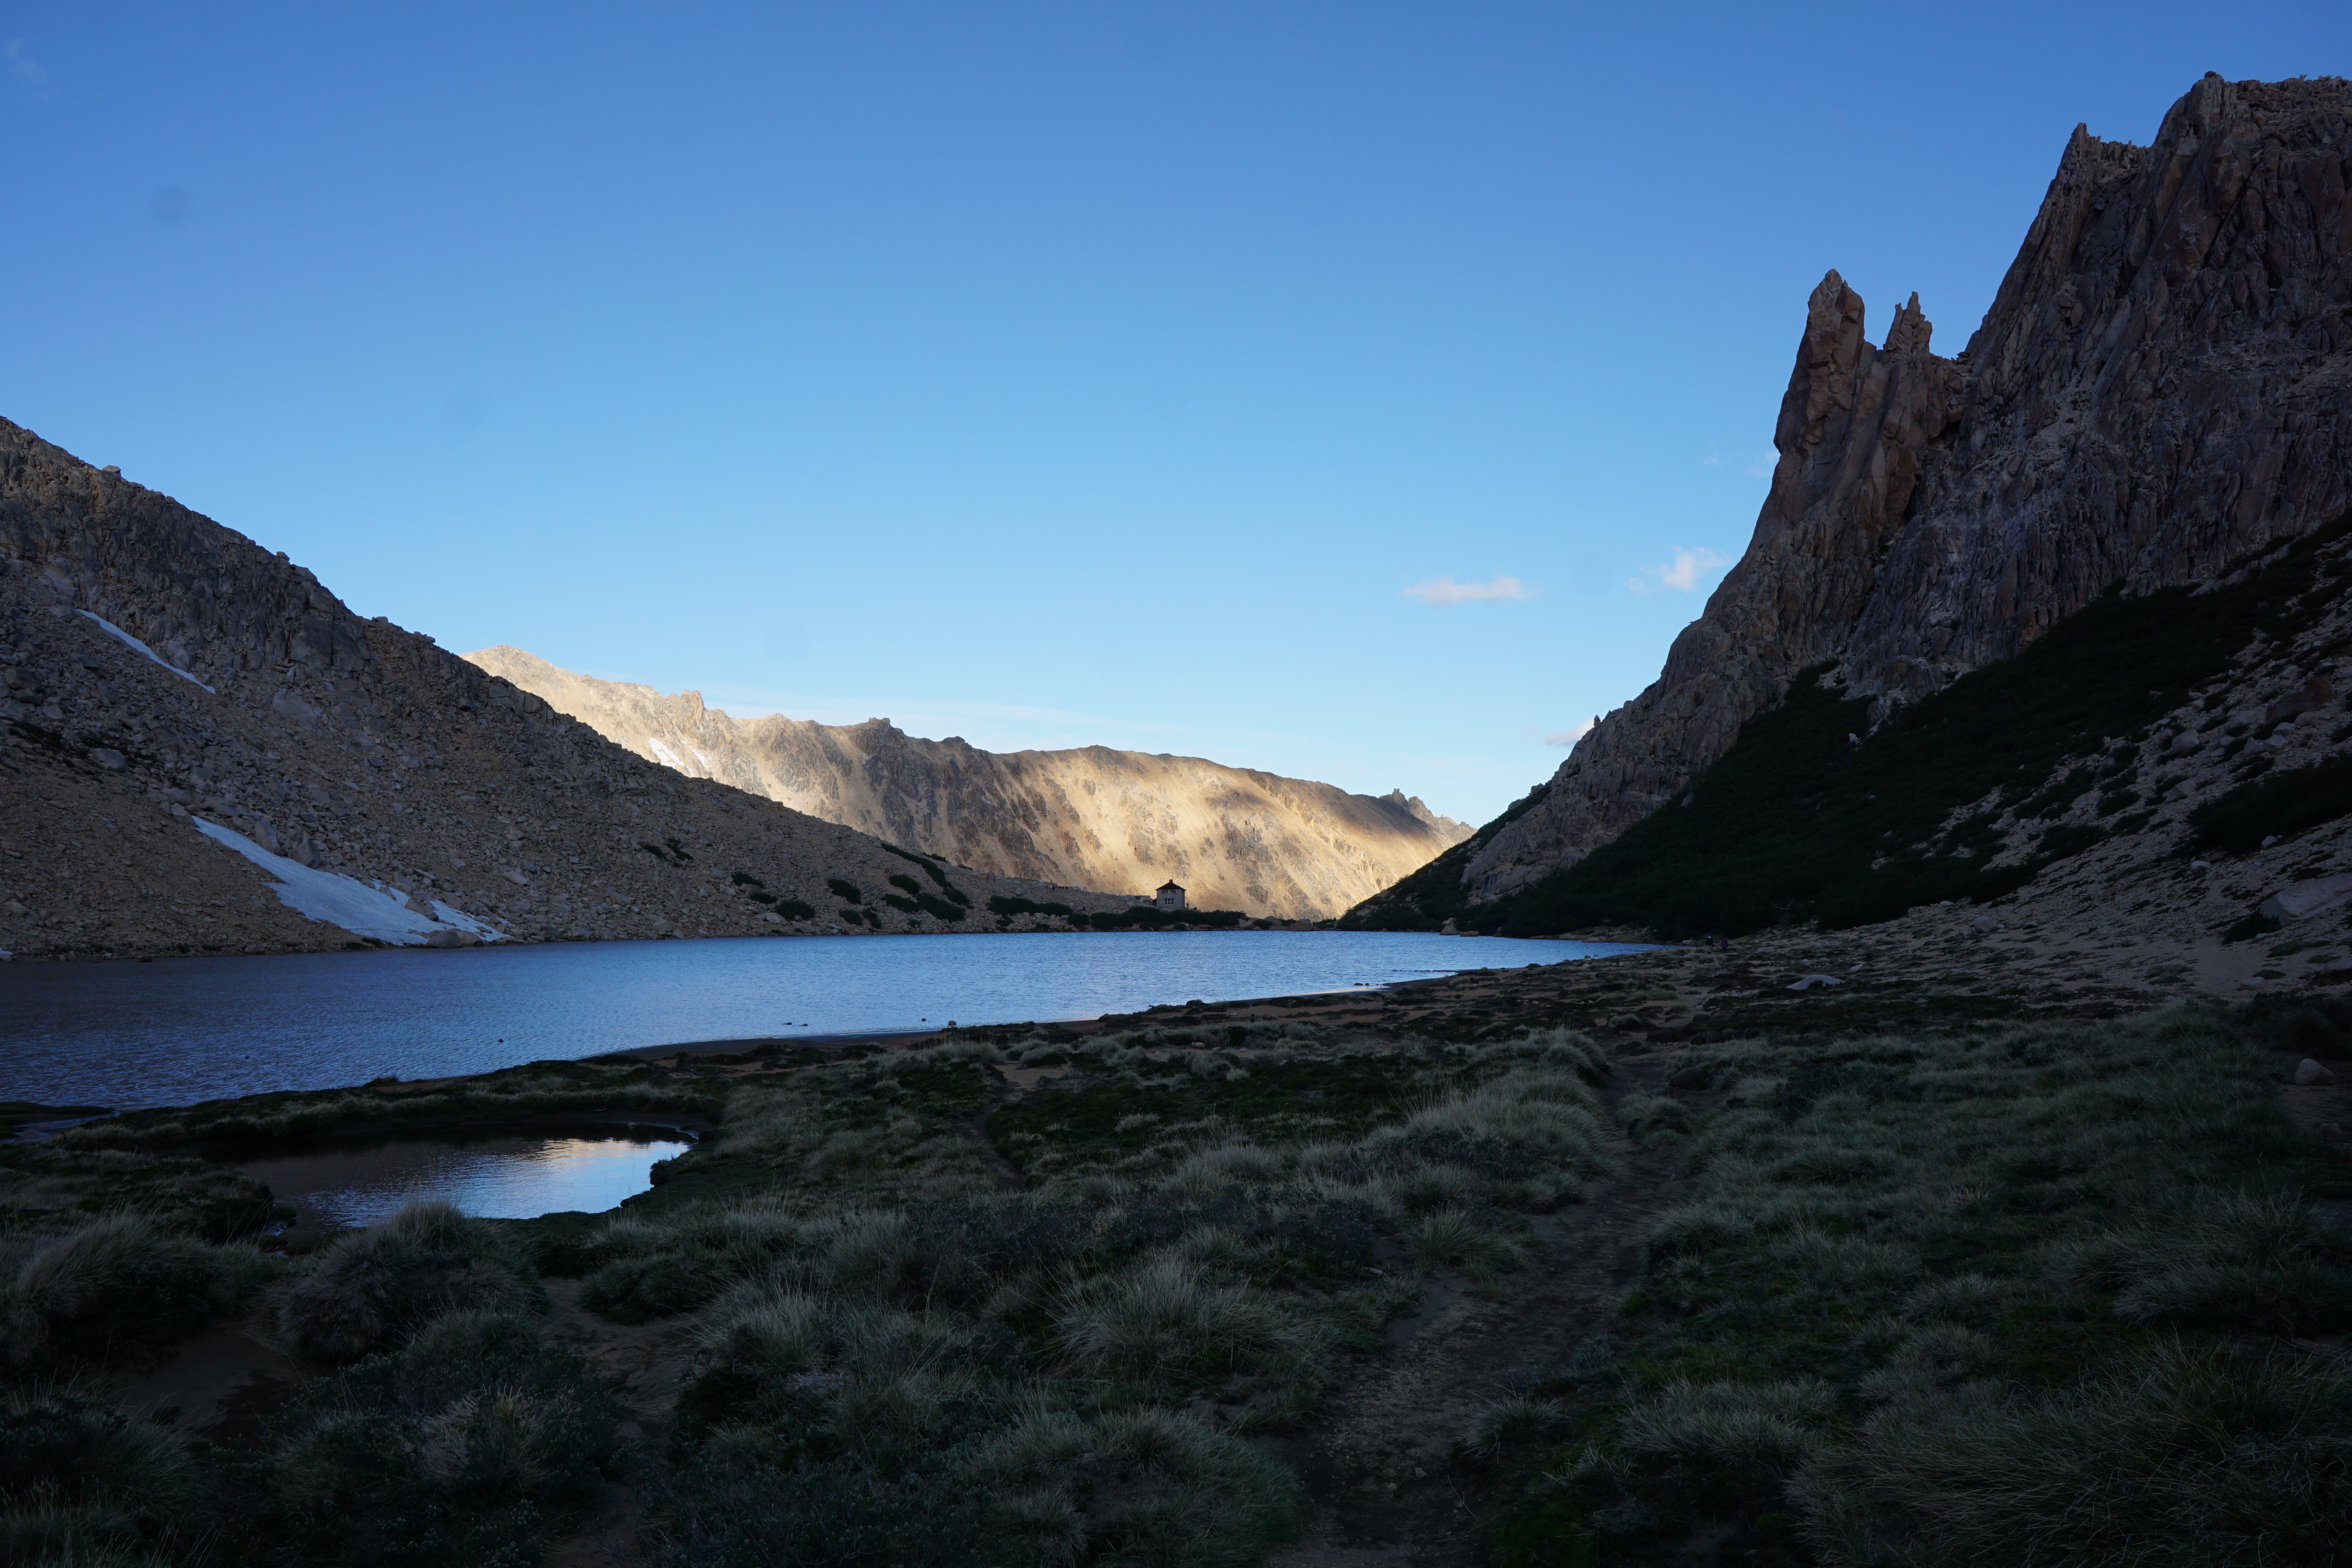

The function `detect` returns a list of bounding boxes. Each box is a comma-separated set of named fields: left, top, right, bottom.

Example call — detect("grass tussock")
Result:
left=1494, top=1005, right=2352, bottom=1567
left=252, top=1308, right=622, bottom=1566
left=2047, top=1190, right=2352, bottom=1333
left=1800, top=1341, right=2352, bottom=1567
left=964, top=1406, right=1296, bottom=1566
left=276, top=1201, right=542, bottom=1362
left=0, top=1392, right=194, bottom=1565
left=599, top=1025, right=1614, bottom=1561
left=2, top=1215, right=271, bottom=1369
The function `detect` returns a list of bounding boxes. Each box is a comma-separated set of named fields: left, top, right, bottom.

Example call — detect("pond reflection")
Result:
left=239, top=1127, right=694, bottom=1235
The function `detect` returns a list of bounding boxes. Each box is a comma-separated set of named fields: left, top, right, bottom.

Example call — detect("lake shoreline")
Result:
left=3, top=928, right=1644, bottom=1112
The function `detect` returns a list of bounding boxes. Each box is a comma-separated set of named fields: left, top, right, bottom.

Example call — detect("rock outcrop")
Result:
left=0, top=419, right=1134, bottom=959
left=465, top=647, right=1472, bottom=919
left=1462, top=74, right=2352, bottom=901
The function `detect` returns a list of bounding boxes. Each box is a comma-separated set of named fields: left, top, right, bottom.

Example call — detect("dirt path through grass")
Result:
left=1271, top=1051, right=1681, bottom=1565
left=541, top=1278, right=700, bottom=1567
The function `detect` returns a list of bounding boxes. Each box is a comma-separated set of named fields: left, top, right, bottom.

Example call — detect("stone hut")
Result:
left=1154, top=879, right=1187, bottom=911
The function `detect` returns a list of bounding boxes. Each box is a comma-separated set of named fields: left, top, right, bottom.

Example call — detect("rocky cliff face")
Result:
left=465, top=646, right=1472, bottom=919
left=0, top=418, right=1132, bottom=959
left=1462, top=74, right=2352, bottom=902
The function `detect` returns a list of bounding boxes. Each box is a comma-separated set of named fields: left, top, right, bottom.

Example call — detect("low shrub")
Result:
left=1055, top=1258, right=1317, bottom=1392
left=575, top=1204, right=810, bottom=1323
left=963, top=1407, right=1296, bottom=1567
left=674, top=1287, right=986, bottom=1474
left=0, top=1392, right=194, bottom=1564
left=1082, top=906, right=1249, bottom=931
left=276, top=1201, right=541, bottom=1362
left=771, top=899, right=817, bottom=921
left=828, top=878, right=862, bottom=904
left=1458, top=1396, right=1573, bottom=1464
left=2191, top=751, right=2352, bottom=853
left=987, top=895, right=1074, bottom=920
left=2, top=1215, right=270, bottom=1368
left=1409, top=1209, right=1520, bottom=1274
left=1612, top=1091, right=1693, bottom=1140
left=2047, top=1191, right=2352, bottom=1333
left=1800, top=1343, right=2352, bottom=1567
left=1618, top=1378, right=1834, bottom=1471
left=254, top=1310, right=622, bottom=1566
left=1496, top=1005, right=2350, bottom=1562
left=658, top=1433, right=989, bottom=1567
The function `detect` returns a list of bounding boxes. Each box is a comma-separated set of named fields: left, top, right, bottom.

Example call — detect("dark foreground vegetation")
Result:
left=1353, top=512, right=2352, bottom=938
left=1480, top=997, right=2352, bottom=1566
left=2, top=980, right=2346, bottom=1566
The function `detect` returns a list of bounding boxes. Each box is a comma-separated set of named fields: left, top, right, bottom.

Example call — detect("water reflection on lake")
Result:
left=240, top=1128, right=694, bottom=1236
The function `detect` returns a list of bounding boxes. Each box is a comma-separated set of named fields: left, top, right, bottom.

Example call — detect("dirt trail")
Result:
left=541, top=1278, right=702, bottom=1568
left=1272, top=1048, right=1681, bottom=1565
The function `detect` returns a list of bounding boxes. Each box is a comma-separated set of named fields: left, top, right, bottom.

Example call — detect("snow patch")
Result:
left=647, top=737, right=686, bottom=771
left=78, top=611, right=215, bottom=692
left=191, top=818, right=505, bottom=945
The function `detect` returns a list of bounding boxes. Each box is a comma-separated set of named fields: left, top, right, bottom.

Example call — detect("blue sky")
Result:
left=5, top=4, right=2346, bottom=824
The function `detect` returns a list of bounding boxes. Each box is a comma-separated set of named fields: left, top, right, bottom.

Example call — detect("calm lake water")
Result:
left=241, top=1128, right=696, bottom=1236
left=0, top=930, right=1640, bottom=1111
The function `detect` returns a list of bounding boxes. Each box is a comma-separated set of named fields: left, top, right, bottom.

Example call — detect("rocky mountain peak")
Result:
left=1454, top=73, right=2352, bottom=904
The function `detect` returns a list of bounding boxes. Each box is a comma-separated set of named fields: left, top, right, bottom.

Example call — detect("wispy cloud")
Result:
left=1403, top=575, right=1534, bottom=606
left=1544, top=717, right=1596, bottom=747
left=7, top=39, right=47, bottom=90
left=1628, top=546, right=1729, bottom=596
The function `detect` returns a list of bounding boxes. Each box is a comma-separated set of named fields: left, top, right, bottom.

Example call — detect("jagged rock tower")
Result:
left=1457, top=74, right=2352, bottom=904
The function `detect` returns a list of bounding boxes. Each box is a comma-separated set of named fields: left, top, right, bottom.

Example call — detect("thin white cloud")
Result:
left=7, top=39, right=47, bottom=89
left=1628, top=546, right=1730, bottom=596
left=1744, top=450, right=1777, bottom=478
left=1403, top=575, right=1534, bottom=606
left=1543, top=717, right=1597, bottom=747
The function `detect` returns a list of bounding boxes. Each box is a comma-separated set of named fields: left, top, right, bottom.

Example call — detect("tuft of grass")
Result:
left=1497, top=1004, right=2352, bottom=1562
left=2047, top=1191, right=2352, bottom=1334
left=657, top=1430, right=991, bottom=1567
left=1617, top=1378, right=1834, bottom=1470
left=258, top=1308, right=622, bottom=1566
left=1054, top=1257, right=1318, bottom=1392
left=1612, top=1091, right=1693, bottom=1141
left=0, top=1392, right=194, bottom=1565
left=964, top=1406, right=1296, bottom=1566
left=2, top=1215, right=271, bottom=1368
left=275, top=1200, right=542, bottom=1362
left=1409, top=1209, right=1521, bottom=1274
left=1799, top=1342, right=2352, bottom=1567
left=1458, top=1395, right=1574, bottom=1463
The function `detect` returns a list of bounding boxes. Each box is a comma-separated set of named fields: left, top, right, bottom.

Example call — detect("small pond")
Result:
left=238, top=1125, right=695, bottom=1236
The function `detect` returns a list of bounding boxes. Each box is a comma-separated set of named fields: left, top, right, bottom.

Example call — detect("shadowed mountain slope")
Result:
left=1352, top=74, right=2352, bottom=942
left=0, top=417, right=1133, bottom=958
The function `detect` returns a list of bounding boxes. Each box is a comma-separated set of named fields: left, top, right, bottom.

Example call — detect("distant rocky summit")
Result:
left=1356, top=74, right=2352, bottom=936
left=466, top=646, right=1471, bottom=919
left=0, top=419, right=1136, bottom=959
